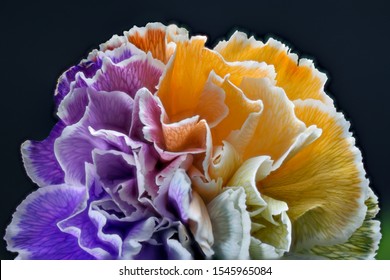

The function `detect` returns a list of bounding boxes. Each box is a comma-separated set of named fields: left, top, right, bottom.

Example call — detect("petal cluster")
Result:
left=5, top=23, right=380, bottom=260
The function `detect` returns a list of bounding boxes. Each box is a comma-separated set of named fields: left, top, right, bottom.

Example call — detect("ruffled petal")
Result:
left=4, top=185, right=93, bottom=259
left=57, top=87, right=89, bottom=125
left=21, top=121, right=65, bottom=186
left=208, top=187, right=251, bottom=259
left=157, top=36, right=275, bottom=123
left=228, top=156, right=272, bottom=210
left=126, top=22, right=189, bottom=63
left=55, top=89, right=134, bottom=184
left=188, top=191, right=214, bottom=258
left=87, top=52, right=164, bottom=98
left=304, top=188, right=381, bottom=259
left=260, top=99, right=368, bottom=250
left=211, top=75, right=263, bottom=146
left=214, top=32, right=331, bottom=104
left=229, top=77, right=321, bottom=163
left=250, top=195, right=292, bottom=259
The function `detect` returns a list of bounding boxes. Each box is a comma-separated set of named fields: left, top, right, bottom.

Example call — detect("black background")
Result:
left=1, top=0, right=389, bottom=259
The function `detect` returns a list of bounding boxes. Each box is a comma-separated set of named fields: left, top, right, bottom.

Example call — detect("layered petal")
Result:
left=55, top=89, right=134, bottom=184
left=5, top=185, right=93, bottom=259
left=260, top=99, right=368, bottom=250
left=228, top=77, right=321, bottom=164
left=215, top=32, right=332, bottom=104
left=83, top=52, right=164, bottom=98
left=157, top=36, right=275, bottom=123
left=21, top=121, right=65, bottom=186
left=304, top=188, right=381, bottom=259
left=126, top=22, right=189, bottom=63
left=208, top=187, right=251, bottom=259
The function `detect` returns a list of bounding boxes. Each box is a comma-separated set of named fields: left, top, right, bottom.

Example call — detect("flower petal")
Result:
left=57, top=87, right=89, bottom=125
left=228, top=156, right=273, bottom=210
left=126, top=22, right=188, bottom=63
left=188, top=191, right=214, bottom=258
left=208, top=187, right=251, bottom=259
left=88, top=52, right=164, bottom=98
left=21, top=121, right=65, bottom=186
left=4, top=185, right=93, bottom=259
left=304, top=188, right=381, bottom=259
left=260, top=99, right=368, bottom=250
left=157, top=36, right=275, bottom=124
left=211, top=76, right=263, bottom=146
left=250, top=195, right=292, bottom=259
left=230, top=77, right=320, bottom=163
left=55, top=89, right=134, bottom=184
left=209, top=141, right=242, bottom=185
left=214, top=32, right=331, bottom=104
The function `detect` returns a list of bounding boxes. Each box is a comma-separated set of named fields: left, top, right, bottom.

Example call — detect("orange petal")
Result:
left=157, top=36, right=275, bottom=124
left=215, top=32, right=331, bottom=104
left=211, top=76, right=263, bottom=146
left=259, top=100, right=368, bottom=250
left=162, top=116, right=208, bottom=153
left=126, top=23, right=188, bottom=63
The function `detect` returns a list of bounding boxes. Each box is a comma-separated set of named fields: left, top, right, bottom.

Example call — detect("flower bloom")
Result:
left=5, top=23, right=380, bottom=259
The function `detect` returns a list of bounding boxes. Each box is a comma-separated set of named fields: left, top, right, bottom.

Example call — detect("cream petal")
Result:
left=209, top=141, right=242, bottom=185
left=189, top=166, right=223, bottom=204
left=227, top=156, right=273, bottom=211
left=188, top=191, right=214, bottom=258
left=207, top=187, right=251, bottom=259
left=250, top=195, right=292, bottom=259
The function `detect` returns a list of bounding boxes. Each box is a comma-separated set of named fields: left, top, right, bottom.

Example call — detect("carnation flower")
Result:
left=5, top=23, right=380, bottom=260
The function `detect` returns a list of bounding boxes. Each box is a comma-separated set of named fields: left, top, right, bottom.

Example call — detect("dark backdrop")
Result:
left=1, top=0, right=389, bottom=259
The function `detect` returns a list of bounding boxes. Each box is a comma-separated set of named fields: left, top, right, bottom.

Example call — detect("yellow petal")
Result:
left=228, top=156, right=272, bottom=212
left=126, top=23, right=188, bottom=63
left=259, top=99, right=368, bottom=249
left=230, top=77, right=320, bottom=163
left=305, top=188, right=381, bottom=259
left=250, top=195, right=292, bottom=259
left=209, top=141, right=242, bottom=185
left=157, top=36, right=275, bottom=124
left=215, top=32, right=331, bottom=104
left=189, top=164, right=223, bottom=204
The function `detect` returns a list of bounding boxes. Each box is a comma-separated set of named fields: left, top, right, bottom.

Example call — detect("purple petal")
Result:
left=55, top=57, right=102, bottom=107
left=121, top=217, right=159, bottom=259
left=84, top=89, right=134, bottom=133
left=57, top=87, right=89, bottom=125
left=154, top=169, right=192, bottom=222
left=91, top=53, right=164, bottom=98
left=93, top=149, right=144, bottom=218
left=21, top=121, right=65, bottom=187
left=55, top=89, right=134, bottom=185
left=54, top=124, right=109, bottom=185
left=4, top=185, right=94, bottom=259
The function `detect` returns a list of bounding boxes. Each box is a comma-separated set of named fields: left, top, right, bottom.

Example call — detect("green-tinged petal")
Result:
left=227, top=157, right=292, bottom=259
left=228, top=156, right=272, bottom=213
left=250, top=195, right=291, bottom=259
left=302, top=188, right=381, bottom=260
left=207, top=187, right=251, bottom=259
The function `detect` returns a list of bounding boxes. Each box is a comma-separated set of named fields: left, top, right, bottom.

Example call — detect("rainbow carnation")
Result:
left=5, top=23, right=381, bottom=260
